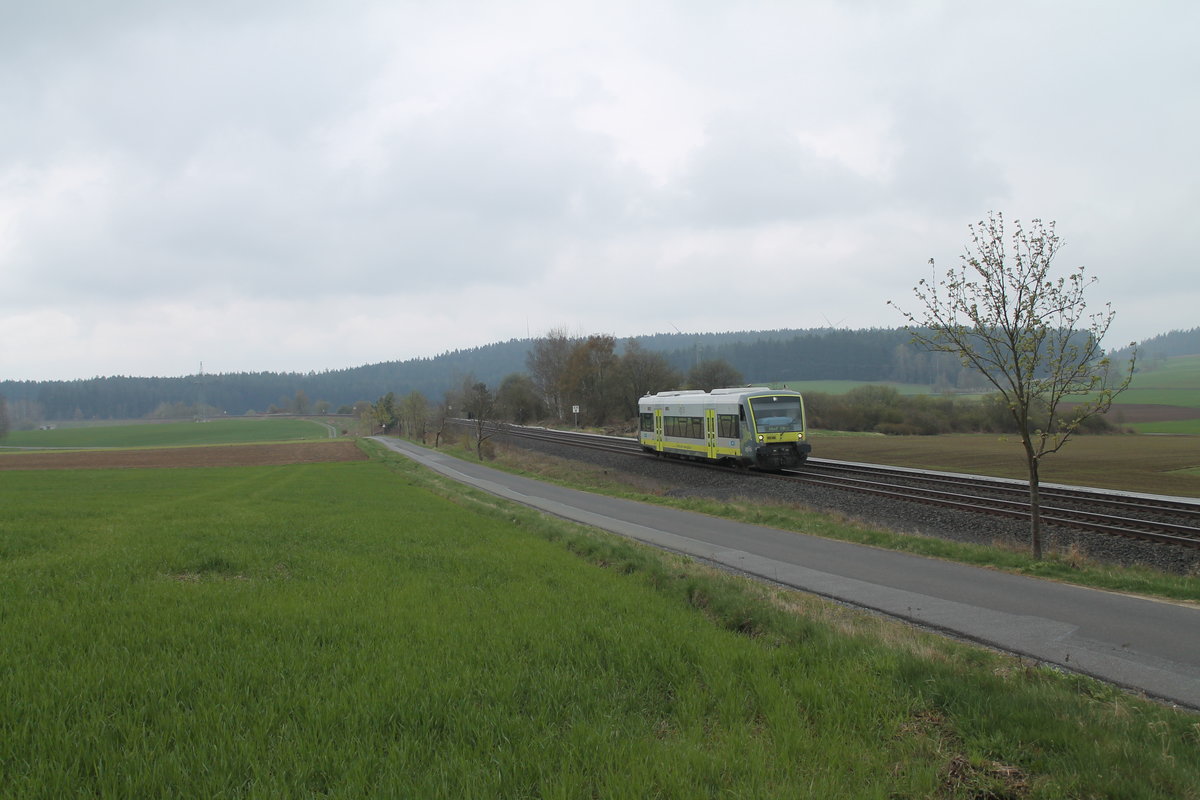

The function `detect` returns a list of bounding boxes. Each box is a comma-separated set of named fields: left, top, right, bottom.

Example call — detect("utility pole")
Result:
left=193, top=361, right=209, bottom=421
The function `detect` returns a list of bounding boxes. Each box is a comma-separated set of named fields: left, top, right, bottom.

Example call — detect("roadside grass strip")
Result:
left=1, top=454, right=1198, bottom=798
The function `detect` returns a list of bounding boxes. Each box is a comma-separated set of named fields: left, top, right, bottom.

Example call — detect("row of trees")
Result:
left=366, top=369, right=1124, bottom=454
left=525, top=331, right=746, bottom=426
left=353, top=335, right=750, bottom=460
left=365, top=391, right=431, bottom=441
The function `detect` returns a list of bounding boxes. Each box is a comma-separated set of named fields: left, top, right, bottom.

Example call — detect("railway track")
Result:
left=471, top=421, right=1200, bottom=550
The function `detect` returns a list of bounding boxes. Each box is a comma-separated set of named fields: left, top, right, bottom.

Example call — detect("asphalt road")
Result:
left=373, top=437, right=1200, bottom=710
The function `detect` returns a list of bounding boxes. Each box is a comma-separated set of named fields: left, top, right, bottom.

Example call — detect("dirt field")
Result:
left=1105, top=404, right=1200, bottom=423
left=0, top=441, right=368, bottom=471
left=812, top=432, right=1200, bottom=497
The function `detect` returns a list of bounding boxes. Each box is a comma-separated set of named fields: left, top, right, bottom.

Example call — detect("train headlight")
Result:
left=757, top=434, right=764, bottom=443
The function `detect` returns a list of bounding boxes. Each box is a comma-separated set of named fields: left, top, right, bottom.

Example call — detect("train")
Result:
left=637, top=387, right=811, bottom=470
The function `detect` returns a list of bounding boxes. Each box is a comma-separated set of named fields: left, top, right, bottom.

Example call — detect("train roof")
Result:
left=638, top=387, right=801, bottom=406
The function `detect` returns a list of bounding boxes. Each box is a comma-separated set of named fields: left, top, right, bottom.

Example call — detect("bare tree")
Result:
left=526, top=329, right=574, bottom=420
left=495, top=373, right=545, bottom=424
left=433, top=393, right=453, bottom=448
left=891, top=212, right=1134, bottom=558
left=562, top=335, right=620, bottom=426
left=615, top=340, right=682, bottom=417
left=459, top=377, right=500, bottom=459
left=398, top=390, right=429, bottom=442
left=371, top=392, right=398, bottom=435
left=687, top=359, right=743, bottom=392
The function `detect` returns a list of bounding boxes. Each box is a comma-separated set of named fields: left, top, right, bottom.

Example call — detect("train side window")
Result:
left=640, top=413, right=654, bottom=432
left=718, top=414, right=739, bottom=438
left=665, top=416, right=682, bottom=437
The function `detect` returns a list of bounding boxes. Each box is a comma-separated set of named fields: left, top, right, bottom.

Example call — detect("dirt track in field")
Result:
left=0, top=441, right=368, bottom=471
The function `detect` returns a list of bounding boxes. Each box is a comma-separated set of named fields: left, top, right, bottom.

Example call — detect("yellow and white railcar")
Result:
left=637, top=387, right=811, bottom=470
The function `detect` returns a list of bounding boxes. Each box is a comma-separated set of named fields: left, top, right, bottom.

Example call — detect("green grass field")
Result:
left=1, top=418, right=331, bottom=449
left=1128, top=355, right=1200, bottom=393
left=1110, top=356, right=1200, bottom=425
left=779, top=379, right=945, bottom=396
left=1126, top=420, right=1200, bottom=434
left=2, top=449, right=1198, bottom=798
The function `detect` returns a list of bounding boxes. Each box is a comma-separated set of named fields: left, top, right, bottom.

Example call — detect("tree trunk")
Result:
left=1027, top=454, right=1043, bottom=560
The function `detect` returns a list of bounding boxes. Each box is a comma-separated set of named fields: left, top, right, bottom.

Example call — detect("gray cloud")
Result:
left=1, top=1, right=1196, bottom=380
left=669, top=116, right=881, bottom=225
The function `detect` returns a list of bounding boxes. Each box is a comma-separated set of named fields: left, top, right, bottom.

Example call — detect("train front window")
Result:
left=749, top=396, right=803, bottom=432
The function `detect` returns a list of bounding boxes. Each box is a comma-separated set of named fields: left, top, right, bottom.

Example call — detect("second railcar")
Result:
left=637, top=387, right=811, bottom=470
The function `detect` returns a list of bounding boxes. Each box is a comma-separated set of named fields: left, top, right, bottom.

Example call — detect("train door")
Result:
left=653, top=408, right=664, bottom=451
left=705, top=409, right=717, bottom=459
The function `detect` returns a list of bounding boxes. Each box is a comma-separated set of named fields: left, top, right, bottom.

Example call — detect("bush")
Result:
left=804, top=388, right=1123, bottom=436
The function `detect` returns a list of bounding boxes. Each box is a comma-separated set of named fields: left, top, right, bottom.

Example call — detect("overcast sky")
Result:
left=2, top=1, right=1196, bottom=381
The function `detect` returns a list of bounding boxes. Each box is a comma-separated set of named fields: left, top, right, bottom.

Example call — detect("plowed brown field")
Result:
left=0, top=441, right=368, bottom=471
left=1107, top=404, right=1200, bottom=422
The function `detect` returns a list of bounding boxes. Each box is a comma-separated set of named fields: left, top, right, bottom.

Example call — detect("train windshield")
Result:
left=749, top=396, right=804, bottom=433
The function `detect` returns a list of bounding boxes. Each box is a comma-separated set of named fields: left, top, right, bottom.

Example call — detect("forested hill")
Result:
left=1111, top=327, right=1200, bottom=364
left=4, top=326, right=1186, bottom=422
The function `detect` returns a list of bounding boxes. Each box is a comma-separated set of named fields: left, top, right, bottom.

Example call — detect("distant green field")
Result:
left=2, top=418, right=329, bottom=449
left=1111, top=354, right=1200, bottom=408
left=779, top=379, right=975, bottom=397
left=1129, top=354, right=1200, bottom=389
left=1126, top=420, right=1200, bottom=434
